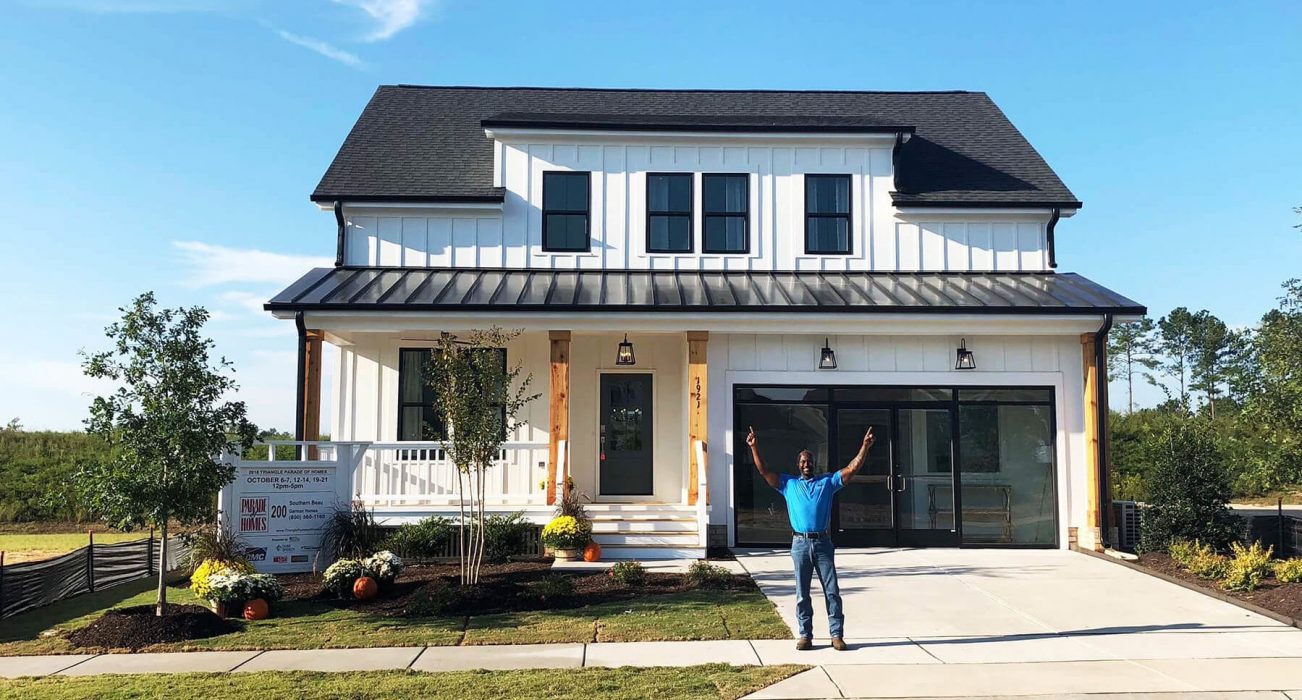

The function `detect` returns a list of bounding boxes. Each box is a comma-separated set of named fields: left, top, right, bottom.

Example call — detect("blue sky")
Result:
left=1, top=0, right=1298, bottom=430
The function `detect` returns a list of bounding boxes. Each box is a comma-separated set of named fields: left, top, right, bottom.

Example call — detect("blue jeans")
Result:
left=791, top=535, right=843, bottom=639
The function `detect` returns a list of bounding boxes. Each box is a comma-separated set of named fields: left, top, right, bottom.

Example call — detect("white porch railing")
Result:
left=256, top=440, right=550, bottom=508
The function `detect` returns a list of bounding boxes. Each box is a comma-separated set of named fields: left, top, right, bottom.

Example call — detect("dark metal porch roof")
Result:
left=268, top=268, right=1145, bottom=316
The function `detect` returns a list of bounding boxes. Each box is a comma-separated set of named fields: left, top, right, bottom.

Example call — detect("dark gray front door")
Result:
left=599, top=373, right=653, bottom=496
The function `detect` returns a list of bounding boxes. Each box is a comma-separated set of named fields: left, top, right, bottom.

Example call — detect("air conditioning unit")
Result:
left=1113, top=500, right=1143, bottom=551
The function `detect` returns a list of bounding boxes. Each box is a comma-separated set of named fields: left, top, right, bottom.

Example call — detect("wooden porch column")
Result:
left=687, top=331, right=708, bottom=506
left=297, top=327, right=324, bottom=460
left=1080, top=333, right=1102, bottom=551
left=547, top=331, right=571, bottom=506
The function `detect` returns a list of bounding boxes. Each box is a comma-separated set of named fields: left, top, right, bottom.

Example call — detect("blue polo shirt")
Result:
left=776, top=471, right=843, bottom=534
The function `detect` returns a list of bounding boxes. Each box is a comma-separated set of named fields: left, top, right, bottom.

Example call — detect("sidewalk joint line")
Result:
left=407, top=646, right=427, bottom=670
left=819, top=664, right=846, bottom=698
left=227, top=650, right=264, bottom=672
left=581, top=643, right=588, bottom=667
left=747, top=639, right=763, bottom=666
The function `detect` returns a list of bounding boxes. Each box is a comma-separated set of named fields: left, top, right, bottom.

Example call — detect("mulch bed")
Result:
left=1137, top=552, right=1302, bottom=621
left=286, top=560, right=757, bottom=617
left=66, top=604, right=239, bottom=650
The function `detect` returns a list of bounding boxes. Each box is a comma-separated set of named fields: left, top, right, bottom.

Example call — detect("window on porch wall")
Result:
left=397, top=347, right=508, bottom=451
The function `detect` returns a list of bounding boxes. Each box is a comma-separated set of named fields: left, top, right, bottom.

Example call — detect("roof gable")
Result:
left=311, top=85, right=1080, bottom=209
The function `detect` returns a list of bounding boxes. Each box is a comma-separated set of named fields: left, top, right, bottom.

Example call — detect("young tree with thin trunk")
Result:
left=1107, top=317, right=1158, bottom=413
left=1188, top=311, right=1246, bottom=419
left=422, top=328, right=538, bottom=585
left=77, top=293, right=256, bottom=616
left=1156, top=307, right=1198, bottom=410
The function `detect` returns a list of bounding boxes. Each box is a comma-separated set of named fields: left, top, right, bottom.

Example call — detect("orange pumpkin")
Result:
left=243, top=598, right=269, bottom=621
left=583, top=541, right=602, bottom=562
left=353, top=575, right=378, bottom=600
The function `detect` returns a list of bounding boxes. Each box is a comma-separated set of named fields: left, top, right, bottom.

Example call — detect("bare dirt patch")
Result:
left=1137, top=552, right=1302, bottom=621
left=65, top=604, right=239, bottom=651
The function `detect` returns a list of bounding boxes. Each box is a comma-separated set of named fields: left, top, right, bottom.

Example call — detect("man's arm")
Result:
left=838, top=427, right=876, bottom=485
left=746, top=426, right=782, bottom=489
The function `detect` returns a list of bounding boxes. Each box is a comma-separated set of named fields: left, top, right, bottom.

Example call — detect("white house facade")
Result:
left=260, top=86, right=1144, bottom=559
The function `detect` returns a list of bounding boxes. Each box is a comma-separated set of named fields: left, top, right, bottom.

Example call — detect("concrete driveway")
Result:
left=735, top=548, right=1302, bottom=698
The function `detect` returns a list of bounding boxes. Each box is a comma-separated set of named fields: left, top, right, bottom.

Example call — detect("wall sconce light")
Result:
left=818, top=338, right=838, bottom=370
left=616, top=334, right=636, bottom=366
left=955, top=338, right=976, bottom=370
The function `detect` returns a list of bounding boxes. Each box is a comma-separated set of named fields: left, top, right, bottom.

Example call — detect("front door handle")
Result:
left=886, top=474, right=894, bottom=491
left=898, top=476, right=908, bottom=492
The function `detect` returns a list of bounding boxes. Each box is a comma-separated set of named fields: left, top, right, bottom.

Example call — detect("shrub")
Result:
left=541, top=515, right=591, bottom=550
left=1223, top=542, right=1274, bottom=592
left=206, top=571, right=285, bottom=604
left=1137, top=419, right=1242, bottom=553
left=322, top=503, right=387, bottom=560
left=190, top=558, right=254, bottom=600
left=363, top=550, right=405, bottom=584
left=322, top=558, right=367, bottom=598
left=386, top=516, right=456, bottom=559
left=608, top=560, right=646, bottom=586
left=1273, top=558, right=1302, bottom=584
left=480, top=511, right=536, bottom=563
left=555, top=477, right=590, bottom=521
left=533, top=572, right=575, bottom=599
left=1186, top=550, right=1230, bottom=580
left=1168, top=539, right=1202, bottom=568
left=686, top=561, right=733, bottom=589
left=182, top=525, right=250, bottom=574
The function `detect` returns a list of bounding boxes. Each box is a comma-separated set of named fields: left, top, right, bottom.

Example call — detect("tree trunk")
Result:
left=155, top=521, right=168, bottom=617
left=457, top=469, right=467, bottom=585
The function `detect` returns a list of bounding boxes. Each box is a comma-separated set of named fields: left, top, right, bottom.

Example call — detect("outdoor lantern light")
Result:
left=615, top=334, right=637, bottom=366
left=818, top=338, right=838, bottom=370
left=955, top=338, right=977, bottom=370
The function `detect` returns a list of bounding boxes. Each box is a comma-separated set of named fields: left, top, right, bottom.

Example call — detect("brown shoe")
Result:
left=795, top=637, right=812, bottom=651
left=831, top=637, right=848, bottom=651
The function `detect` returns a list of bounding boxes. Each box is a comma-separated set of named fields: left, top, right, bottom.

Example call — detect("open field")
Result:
left=0, top=531, right=149, bottom=565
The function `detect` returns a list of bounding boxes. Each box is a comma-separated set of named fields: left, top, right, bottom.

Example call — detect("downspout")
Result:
left=1046, top=207, right=1061, bottom=269
left=891, top=132, right=906, bottom=192
left=294, top=311, right=307, bottom=442
left=1095, top=313, right=1114, bottom=548
left=333, top=201, right=346, bottom=267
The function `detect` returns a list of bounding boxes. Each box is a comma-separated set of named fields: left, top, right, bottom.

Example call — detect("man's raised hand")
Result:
left=863, top=426, right=875, bottom=448
left=746, top=426, right=757, bottom=448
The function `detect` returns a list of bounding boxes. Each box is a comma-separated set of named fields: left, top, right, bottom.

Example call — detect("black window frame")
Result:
left=645, top=172, right=694, bottom=254
left=804, top=174, right=853, bottom=255
left=397, top=347, right=508, bottom=442
left=542, top=171, right=591, bottom=253
left=701, top=173, right=750, bottom=255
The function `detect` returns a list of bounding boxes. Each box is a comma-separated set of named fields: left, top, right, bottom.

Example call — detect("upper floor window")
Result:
left=646, top=173, right=693, bottom=253
left=542, top=171, right=590, bottom=252
left=702, top=174, right=749, bottom=254
left=805, top=174, right=852, bottom=255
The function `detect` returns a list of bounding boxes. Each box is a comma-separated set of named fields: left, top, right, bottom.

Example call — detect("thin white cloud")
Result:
left=332, top=0, right=430, bottom=42
left=219, top=290, right=272, bottom=315
left=275, top=29, right=365, bottom=68
left=172, top=241, right=333, bottom=288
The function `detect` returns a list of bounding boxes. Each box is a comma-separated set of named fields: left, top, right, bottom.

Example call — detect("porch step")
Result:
left=593, top=532, right=701, bottom=547
left=591, top=519, right=697, bottom=533
left=585, top=504, right=697, bottom=514
left=598, top=545, right=706, bottom=560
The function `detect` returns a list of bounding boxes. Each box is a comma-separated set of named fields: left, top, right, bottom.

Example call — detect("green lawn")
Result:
left=0, top=577, right=790, bottom=656
left=0, top=665, right=809, bottom=700
left=0, top=532, right=148, bottom=564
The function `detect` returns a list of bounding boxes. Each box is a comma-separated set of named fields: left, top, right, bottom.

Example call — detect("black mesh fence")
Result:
left=0, top=536, right=188, bottom=619
left=1245, top=514, right=1301, bottom=558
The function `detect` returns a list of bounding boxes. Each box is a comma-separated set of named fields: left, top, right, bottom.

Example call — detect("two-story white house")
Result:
left=265, top=85, right=1144, bottom=559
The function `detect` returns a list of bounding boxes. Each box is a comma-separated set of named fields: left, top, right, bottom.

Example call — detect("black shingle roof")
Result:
left=311, top=86, right=1081, bottom=208
left=268, top=268, right=1142, bottom=315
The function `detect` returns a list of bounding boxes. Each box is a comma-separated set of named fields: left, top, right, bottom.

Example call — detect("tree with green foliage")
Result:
left=1108, top=317, right=1159, bottom=414
left=1155, top=308, right=1198, bottom=410
left=1242, top=279, right=1302, bottom=490
left=1137, top=417, right=1241, bottom=552
left=1188, top=310, right=1248, bottom=418
left=77, top=293, right=257, bottom=615
left=421, top=328, right=538, bottom=585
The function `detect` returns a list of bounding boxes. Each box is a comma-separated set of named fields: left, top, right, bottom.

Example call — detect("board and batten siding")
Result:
left=340, top=137, right=1052, bottom=273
